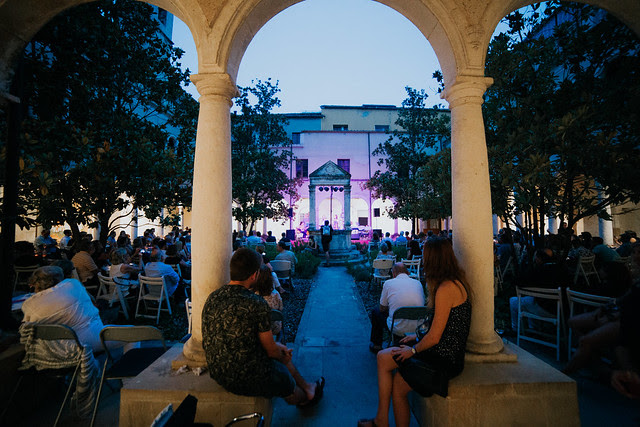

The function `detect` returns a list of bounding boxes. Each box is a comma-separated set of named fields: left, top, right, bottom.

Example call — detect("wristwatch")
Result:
left=411, top=346, right=417, bottom=355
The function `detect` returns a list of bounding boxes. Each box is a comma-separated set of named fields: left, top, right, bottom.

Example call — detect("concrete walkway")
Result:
left=272, top=265, right=419, bottom=427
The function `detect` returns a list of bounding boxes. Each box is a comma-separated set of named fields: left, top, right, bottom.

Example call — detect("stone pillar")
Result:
left=183, top=73, right=238, bottom=364
left=548, top=217, right=557, bottom=234
left=444, top=75, right=503, bottom=355
left=309, top=185, right=316, bottom=230
left=343, top=185, right=351, bottom=229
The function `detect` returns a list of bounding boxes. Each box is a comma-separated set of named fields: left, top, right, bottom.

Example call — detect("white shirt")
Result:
left=144, top=262, right=180, bottom=296
left=380, top=273, right=425, bottom=334
left=22, top=279, right=105, bottom=352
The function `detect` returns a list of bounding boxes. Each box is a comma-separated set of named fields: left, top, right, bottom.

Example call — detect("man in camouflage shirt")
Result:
left=202, top=248, right=324, bottom=405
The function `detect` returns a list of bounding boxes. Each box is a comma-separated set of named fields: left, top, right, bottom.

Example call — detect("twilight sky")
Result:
left=171, top=0, right=467, bottom=113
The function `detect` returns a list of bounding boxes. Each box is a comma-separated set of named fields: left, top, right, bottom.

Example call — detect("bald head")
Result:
left=392, top=263, right=409, bottom=277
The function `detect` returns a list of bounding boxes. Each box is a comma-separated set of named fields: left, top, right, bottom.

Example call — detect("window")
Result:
left=337, top=159, right=350, bottom=173
left=296, top=159, right=308, bottom=178
left=292, top=132, right=301, bottom=145
left=373, top=208, right=381, bottom=217
left=375, top=125, right=389, bottom=132
left=358, top=217, right=368, bottom=226
left=333, top=124, right=348, bottom=131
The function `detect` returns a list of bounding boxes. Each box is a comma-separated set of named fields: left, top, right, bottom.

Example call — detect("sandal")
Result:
left=357, top=418, right=378, bottom=427
left=299, top=377, right=325, bottom=407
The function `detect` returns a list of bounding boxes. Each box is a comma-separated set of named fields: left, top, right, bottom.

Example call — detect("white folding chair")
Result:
left=13, top=265, right=39, bottom=295
left=371, top=258, right=394, bottom=288
left=500, top=256, right=517, bottom=281
left=573, top=255, right=600, bottom=287
left=96, top=273, right=131, bottom=320
left=271, top=260, right=292, bottom=286
left=401, top=258, right=421, bottom=281
left=516, top=286, right=565, bottom=361
left=566, top=288, right=616, bottom=360
left=185, top=298, right=193, bottom=334
left=136, top=275, right=172, bottom=324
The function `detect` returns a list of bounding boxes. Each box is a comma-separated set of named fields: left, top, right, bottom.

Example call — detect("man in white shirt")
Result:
left=369, top=263, right=425, bottom=353
left=247, top=230, right=262, bottom=246
left=144, top=251, right=180, bottom=296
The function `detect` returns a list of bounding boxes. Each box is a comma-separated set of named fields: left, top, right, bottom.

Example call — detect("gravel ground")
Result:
left=354, top=279, right=381, bottom=324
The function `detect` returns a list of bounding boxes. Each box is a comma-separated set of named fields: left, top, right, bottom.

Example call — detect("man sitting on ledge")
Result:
left=202, top=248, right=324, bottom=406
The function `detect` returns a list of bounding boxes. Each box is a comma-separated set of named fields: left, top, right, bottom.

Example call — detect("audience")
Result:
left=275, top=242, right=298, bottom=274
left=254, top=264, right=284, bottom=336
left=144, top=250, right=180, bottom=297
left=71, top=239, right=100, bottom=291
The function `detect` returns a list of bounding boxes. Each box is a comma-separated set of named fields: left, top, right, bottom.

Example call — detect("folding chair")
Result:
left=371, top=258, right=394, bottom=289
left=185, top=298, right=193, bottom=334
left=516, top=287, right=565, bottom=361
left=500, top=256, right=517, bottom=281
left=3, top=324, right=84, bottom=427
left=97, top=273, right=132, bottom=320
left=13, top=265, right=39, bottom=295
left=573, top=255, right=600, bottom=287
left=90, top=325, right=167, bottom=427
left=566, top=288, right=616, bottom=360
left=270, top=309, right=286, bottom=344
left=388, top=306, right=429, bottom=346
left=401, top=258, right=421, bottom=281
left=271, top=260, right=292, bottom=288
left=136, top=274, right=172, bottom=324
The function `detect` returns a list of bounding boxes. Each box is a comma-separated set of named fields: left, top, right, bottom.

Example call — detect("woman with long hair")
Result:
left=358, top=237, right=472, bottom=427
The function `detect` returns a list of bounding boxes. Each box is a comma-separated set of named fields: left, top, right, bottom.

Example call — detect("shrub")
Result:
left=392, top=245, right=408, bottom=260
left=295, top=250, right=322, bottom=279
left=346, top=262, right=372, bottom=282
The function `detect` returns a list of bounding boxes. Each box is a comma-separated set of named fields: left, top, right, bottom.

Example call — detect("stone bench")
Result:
left=409, top=342, right=579, bottom=426
left=120, top=344, right=273, bottom=426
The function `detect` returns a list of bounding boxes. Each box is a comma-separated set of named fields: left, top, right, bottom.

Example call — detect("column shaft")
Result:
left=309, top=185, right=316, bottom=230
left=183, top=73, right=238, bottom=363
left=444, top=76, right=503, bottom=354
left=344, top=185, right=351, bottom=229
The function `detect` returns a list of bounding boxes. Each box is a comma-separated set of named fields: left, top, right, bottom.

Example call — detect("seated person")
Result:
left=305, top=236, right=319, bottom=255
left=21, top=266, right=105, bottom=352
left=164, top=245, right=191, bottom=280
left=265, top=231, right=277, bottom=243
left=374, top=242, right=395, bottom=276
left=369, top=263, right=425, bottom=353
left=592, top=236, right=621, bottom=267
left=247, top=231, right=262, bottom=246
left=144, top=250, right=180, bottom=297
left=13, top=240, right=45, bottom=267
left=395, top=231, right=408, bottom=246
left=254, top=264, right=284, bottom=336
left=368, top=232, right=380, bottom=252
left=202, top=248, right=324, bottom=405
left=407, top=240, right=422, bottom=260
left=109, top=247, right=142, bottom=282
left=71, top=239, right=100, bottom=290
left=256, top=245, right=286, bottom=294
left=275, top=242, right=298, bottom=274
left=611, top=286, right=640, bottom=399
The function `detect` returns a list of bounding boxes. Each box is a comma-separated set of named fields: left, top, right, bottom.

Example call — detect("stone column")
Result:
left=183, top=73, right=238, bottom=364
left=598, top=190, right=614, bottom=245
left=343, top=184, right=351, bottom=229
left=444, top=75, right=503, bottom=355
left=309, top=185, right=316, bottom=230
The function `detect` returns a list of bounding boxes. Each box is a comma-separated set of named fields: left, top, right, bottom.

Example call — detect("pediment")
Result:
left=309, top=161, right=351, bottom=179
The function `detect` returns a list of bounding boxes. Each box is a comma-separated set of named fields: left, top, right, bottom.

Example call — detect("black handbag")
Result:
left=397, top=357, right=449, bottom=398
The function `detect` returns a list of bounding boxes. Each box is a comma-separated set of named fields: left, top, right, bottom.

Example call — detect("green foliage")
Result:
left=365, top=87, right=450, bottom=230
left=484, top=3, right=640, bottom=240
left=391, top=245, right=407, bottom=261
left=346, top=262, right=372, bottom=282
left=294, top=250, right=321, bottom=279
left=9, top=0, right=197, bottom=243
left=231, top=79, right=299, bottom=232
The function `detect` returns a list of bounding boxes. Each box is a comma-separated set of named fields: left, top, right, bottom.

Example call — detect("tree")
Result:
left=365, top=86, right=450, bottom=233
left=484, top=3, right=640, bottom=244
left=231, top=79, right=299, bottom=232
left=7, top=0, right=197, bottom=244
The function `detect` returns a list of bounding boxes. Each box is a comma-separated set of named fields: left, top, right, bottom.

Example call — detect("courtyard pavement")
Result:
left=15, top=265, right=640, bottom=426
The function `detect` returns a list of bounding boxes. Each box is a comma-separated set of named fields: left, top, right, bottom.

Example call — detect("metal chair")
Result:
left=573, top=255, right=600, bottom=287
left=500, top=256, right=517, bottom=282
left=136, top=274, right=172, bottom=324
left=270, top=260, right=292, bottom=287
left=12, top=264, right=39, bottom=295
left=97, top=273, right=131, bottom=320
left=371, top=258, right=394, bottom=288
left=90, top=325, right=167, bottom=427
left=3, top=324, right=84, bottom=427
left=388, top=306, right=430, bottom=346
left=516, top=287, right=565, bottom=361
left=270, top=309, right=286, bottom=344
left=401, top=258, right=421, bottom=281
left=566, top=288, right=616, bottom=360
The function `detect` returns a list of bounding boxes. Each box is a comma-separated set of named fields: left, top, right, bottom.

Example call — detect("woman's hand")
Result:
left=390, top=345, right=414, bottom=364
left=399, top=335, right=417, bottom=345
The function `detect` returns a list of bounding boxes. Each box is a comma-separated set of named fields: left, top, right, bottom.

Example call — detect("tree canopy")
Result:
left=484, top=2, right=640, bottom=242
left=231, top=79, right=299, bottom=232
left=6, top=0, right=197, bottom=243
left=365, top=86, right=450, bottom=232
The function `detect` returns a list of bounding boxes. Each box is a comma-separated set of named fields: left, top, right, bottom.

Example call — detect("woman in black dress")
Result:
left=359, top=237, right=472, bottom=427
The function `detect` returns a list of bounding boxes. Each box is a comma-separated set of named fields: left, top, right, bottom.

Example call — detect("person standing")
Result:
left=321, top=220, right=333, bottom=266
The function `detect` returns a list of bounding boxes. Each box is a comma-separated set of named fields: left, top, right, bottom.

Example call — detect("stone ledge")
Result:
left=120, top=344, right=273, bottom=427
left=410, top=342, right=579, bottom=426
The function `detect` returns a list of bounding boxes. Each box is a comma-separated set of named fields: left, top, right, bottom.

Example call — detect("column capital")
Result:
left=190, top=73, right=239, bottom=104
left=442, top=75, right=494, bottom=109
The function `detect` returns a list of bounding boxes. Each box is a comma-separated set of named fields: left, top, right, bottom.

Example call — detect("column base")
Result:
left=466, top=330, right=505, bottom=355
left=173, top=335, right=207, bottom=369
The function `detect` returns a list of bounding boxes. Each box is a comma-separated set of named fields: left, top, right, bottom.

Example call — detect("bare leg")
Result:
left=282, top=359, right=317, bottom=405
left=564, top=320, right=620, bottom=374
left=391, top=373, right=413, bottom=427
left=371, top=348, right=398, bottom=427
